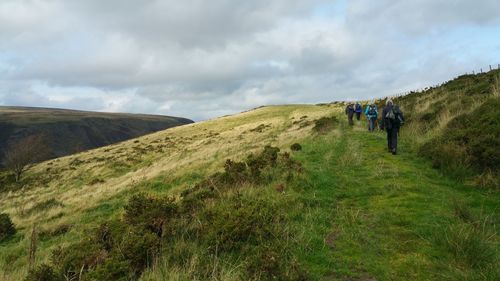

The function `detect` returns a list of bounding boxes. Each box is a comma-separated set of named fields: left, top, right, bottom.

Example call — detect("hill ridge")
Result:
left=0, top=106, right=194, bottom=167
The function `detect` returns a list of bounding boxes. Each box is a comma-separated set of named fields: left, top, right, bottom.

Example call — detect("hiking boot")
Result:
left=392, top=149, right=397, bottom=155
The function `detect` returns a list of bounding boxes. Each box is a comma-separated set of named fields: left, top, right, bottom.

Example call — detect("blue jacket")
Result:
left=355, top=103, right=362, bottom=113
left=365, top=104, right=378, bottom=118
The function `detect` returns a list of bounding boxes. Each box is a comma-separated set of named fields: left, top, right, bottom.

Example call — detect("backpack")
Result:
left=385, top=106, right=404, bottom=126
left=368, top=105, right=377, bottom=116
left=385, top=108, right=395, bottom=120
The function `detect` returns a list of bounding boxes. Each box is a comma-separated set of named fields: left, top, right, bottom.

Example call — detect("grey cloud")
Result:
left=347, top=0, right=500, bottom=34
left=65, top=0, right=322, bottom=48
left=1, top=0, right=499, bottom=121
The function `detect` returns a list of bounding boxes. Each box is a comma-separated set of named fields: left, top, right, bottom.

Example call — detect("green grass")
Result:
left=394, top=69, right=500, bottom=187
left=138, top=119, right=499, bottom=280
left=1, top=101, right=498, bottom=280
left=286, top=121, right=499, bottom=280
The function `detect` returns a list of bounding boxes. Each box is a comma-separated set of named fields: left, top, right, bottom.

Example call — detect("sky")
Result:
left=1, top=0, right=500, bottom=121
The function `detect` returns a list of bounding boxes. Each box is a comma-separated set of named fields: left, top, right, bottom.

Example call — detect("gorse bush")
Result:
left=25, top=146, right=307, bottom=281
left=0, top=213, right=16, bottom=242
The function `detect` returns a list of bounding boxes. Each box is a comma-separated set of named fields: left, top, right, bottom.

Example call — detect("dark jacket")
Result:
left=382, top=104, right=404, bottom=130
left=345, top=104, right=355, bottom=114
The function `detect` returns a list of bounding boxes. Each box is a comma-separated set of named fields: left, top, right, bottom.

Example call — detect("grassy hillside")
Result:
left=0, top=72, right=499, bottom=280
left=0, top=106, right=193, bottom=170
left=393, top=69, right=500, bottom=188
left=0, top=104, right=337, bottom=280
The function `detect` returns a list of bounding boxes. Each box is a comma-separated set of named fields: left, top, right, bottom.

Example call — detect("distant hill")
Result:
left=0, top=106, right=194, bottom=165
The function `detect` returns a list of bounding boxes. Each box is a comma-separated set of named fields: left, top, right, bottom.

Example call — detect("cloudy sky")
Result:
left=1, top=0, right=500, bottom=120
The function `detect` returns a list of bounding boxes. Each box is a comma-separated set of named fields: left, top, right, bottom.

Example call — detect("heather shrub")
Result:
left=419, top=97, right=500, bottom=185
left=291, top=143, right=302, bottom=151
left=51, top=202, right=165, bottom=280
left=24, top=264, right=63, bottom=281
left=201, top=197, right=282, bottom=252
left=313, top=116, right=339, bottom=133
left=40, top=146, right=306, bottom=280
left=246, top=245, right=309, bottom=281
left=0, top=213, right=16, bottom=242
left=51, top=239, right=106, bottom=279
left=118, top=230, right=160, bottom=275
left=123, top=193, right=177, bottom=237
left=86, top=259, right=133, bottom=281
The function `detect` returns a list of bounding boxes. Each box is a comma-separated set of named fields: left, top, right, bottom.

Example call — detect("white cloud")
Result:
left=1, top=0, right=500, bottom=120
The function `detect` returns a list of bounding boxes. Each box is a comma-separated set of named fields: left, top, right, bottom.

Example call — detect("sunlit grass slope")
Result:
left=0, top=104, right=339, bottom=280
left=1, top=70, right=499, bottom=280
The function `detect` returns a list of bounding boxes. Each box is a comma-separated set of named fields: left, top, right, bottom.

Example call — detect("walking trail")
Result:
left=293, top=120, right=498, bottom=280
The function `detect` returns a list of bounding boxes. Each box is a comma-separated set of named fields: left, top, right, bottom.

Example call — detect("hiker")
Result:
left=382, top=99, right=404, bottom=155
left=364, top=102, right=378, bottom=132
left=355, top=102, right=362, bottom=120
left=345, top=103, right=355, bottom=125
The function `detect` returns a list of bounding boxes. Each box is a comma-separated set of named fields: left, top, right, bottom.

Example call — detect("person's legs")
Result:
left=386, top=129, right=392, bottom=151
left=348, top=112, right=354, bottom=125
left=391, top=127, right=399, bottom=154
left=356, top=112, right=361, bottom=120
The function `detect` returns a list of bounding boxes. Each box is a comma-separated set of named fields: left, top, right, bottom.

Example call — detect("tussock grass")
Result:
left=439, top=220, right=497, bottom=269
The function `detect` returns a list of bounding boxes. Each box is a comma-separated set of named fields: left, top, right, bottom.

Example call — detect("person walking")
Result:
left=365, top=102, right=378, bottom=132
left=345, top=103, right=355, bottom=126
left=355, top=102, right=362, bottom=121
left=382, top=99, right=404, bottom=155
